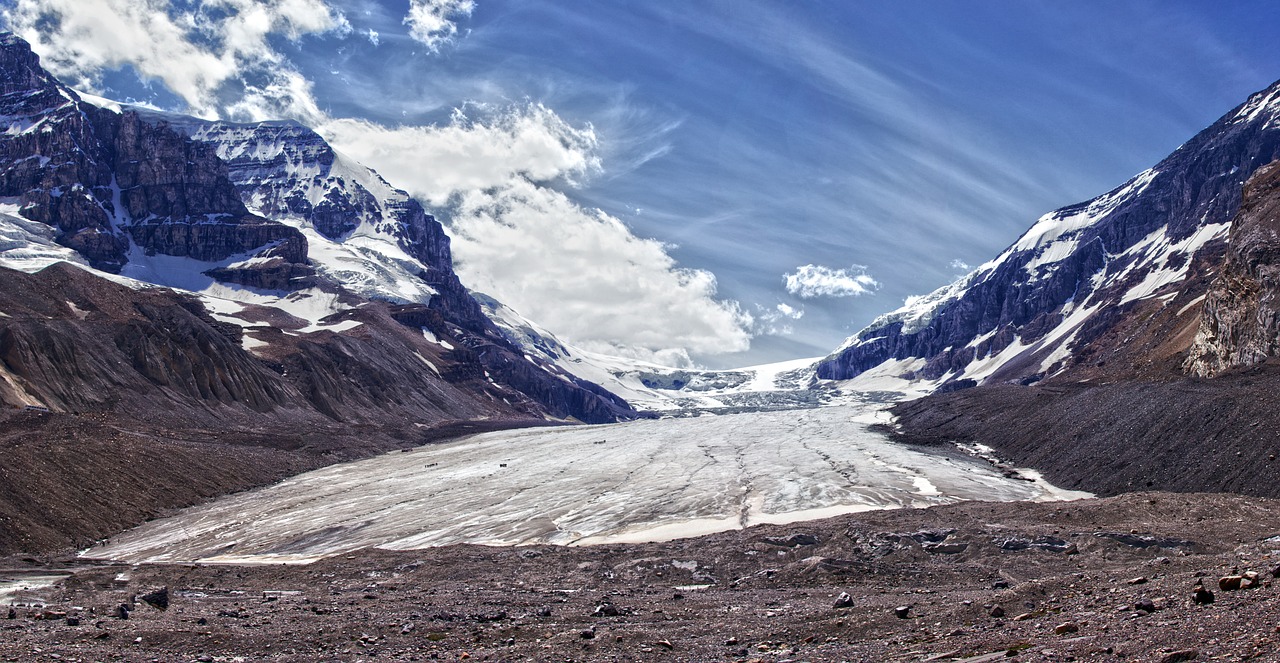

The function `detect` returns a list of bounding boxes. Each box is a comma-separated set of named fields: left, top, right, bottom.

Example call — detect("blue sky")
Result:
left=5, top=1, right=1280, bottom=367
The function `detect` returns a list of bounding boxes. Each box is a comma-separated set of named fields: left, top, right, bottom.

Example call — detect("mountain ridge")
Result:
left=819, top=77, right=1280, bottom=389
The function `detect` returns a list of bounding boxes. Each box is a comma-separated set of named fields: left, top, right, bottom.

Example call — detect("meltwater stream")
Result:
left=87, top=404, right=1089, bottom=565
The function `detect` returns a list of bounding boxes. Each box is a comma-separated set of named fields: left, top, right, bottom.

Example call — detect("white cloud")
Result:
left=776, top=302, right=804, bottom=319
left=366, top=28, right=380, bottom=46
left=3, top=0, right=348, bottom=120
left=320, top=103, right=600, bottom=206
left=782, top=264, right=879, bottom=299
left=449, top=178, right=752, bottom=361
left=949, top=258, right=972, bottom=272
left=752, top=302, right=805, bottom=336
left=320, top=106, right=752, bottom=364
left=403, top=0, right=475, bottom=52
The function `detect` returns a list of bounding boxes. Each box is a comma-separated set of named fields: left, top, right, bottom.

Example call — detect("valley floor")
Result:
left=2, top=492, right=1278, bottom=662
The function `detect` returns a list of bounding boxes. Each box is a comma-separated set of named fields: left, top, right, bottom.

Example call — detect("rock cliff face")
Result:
left=1185, top=162, right=1280, bottom=376
left=818, top=79, right=1280, bottom=388
left=0, top=34, right=306, bottom=273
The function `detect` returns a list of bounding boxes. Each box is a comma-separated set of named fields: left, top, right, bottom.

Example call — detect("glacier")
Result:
left=85, top=401, right=1089, bottom=565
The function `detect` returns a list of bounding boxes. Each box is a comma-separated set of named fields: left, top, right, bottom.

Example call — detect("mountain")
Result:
left=868, top=80, right=1280, bottom=500
left=818, top=79, right=1280, bottom=389
left=0, top=32, right=633, bottom=427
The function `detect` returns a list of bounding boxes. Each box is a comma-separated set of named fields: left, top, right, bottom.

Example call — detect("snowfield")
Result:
left=86, top=403, right=1090, bottom=565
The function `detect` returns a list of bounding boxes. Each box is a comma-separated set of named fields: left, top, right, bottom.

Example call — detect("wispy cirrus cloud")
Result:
left=783, top=265, right=879, bottom=299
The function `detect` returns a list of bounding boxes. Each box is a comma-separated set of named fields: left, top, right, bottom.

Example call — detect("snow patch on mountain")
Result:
left=0, top=203, right=88, bottom=271
left=1116, top=222, right=1230, bottom=304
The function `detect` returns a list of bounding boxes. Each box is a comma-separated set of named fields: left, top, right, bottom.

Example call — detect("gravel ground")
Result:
left=3, top=492, right=1280, bottom=662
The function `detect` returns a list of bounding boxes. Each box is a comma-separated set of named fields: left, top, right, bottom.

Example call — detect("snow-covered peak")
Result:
left=1230, top=80, right=1280, bottom=127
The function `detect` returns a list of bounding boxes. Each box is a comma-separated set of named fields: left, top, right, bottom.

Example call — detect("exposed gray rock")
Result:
left=1187, top=161, right=1280, bottom=375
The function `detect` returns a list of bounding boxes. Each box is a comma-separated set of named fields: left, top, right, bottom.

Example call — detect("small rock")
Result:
left=1242, top=571, right=1262, bottom=589
left=1126, top=576, right=1148, bottom=585
left=1192, top=584, right=1215, bottom=605
left=139, top=587, right=169, bottom=610
left=5, top=607, right=14, bottom=620
left=763, top=533, right=820, bottom=547
left=1159, top=650, right=1198, bottom=663
left=64, top=616, right=80, bottom=627
left=579, top=628, right=596, bottom=640
left=536, top=605, right=552, bottom=618
left=1270, top=563, right=1280, bottom=578
left=593, top=603, right=620, bottom=617
left=1135, top=598, right=1156, bottom=613
left=833, top=592, right=854, bottom=609
left=655, top=640, right=674, bottom=650
left=894, top=605, right=911, bottom=619
left=400, top=623, right=414, bottom=635
left=1054, top=622, right=1080, bottom=635
left=922, top=541, right=969, bottom=554
left=1013, top=612, right=1034, bottom=621
left=992, top=580, right=1010, bottom=589
left=196, top=617, right=208, bottom=626
left=989, top=606, right=1005, bottom=618
left=197, top=656, right=214, bottom=663
left=724, top=637, right=739, bottom=646
left=1219, top=575, right=1244, bottom=591
left=115, top=604, right=130, bottom=620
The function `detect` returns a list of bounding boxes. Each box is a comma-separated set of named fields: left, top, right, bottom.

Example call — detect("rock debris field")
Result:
left=5, top=493, right=1280, bottom=661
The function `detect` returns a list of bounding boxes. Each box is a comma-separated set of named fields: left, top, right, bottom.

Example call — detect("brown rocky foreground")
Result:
left=4, top=492, right=1280, bottom=662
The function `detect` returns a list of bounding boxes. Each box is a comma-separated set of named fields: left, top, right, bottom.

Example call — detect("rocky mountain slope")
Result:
left=883, top=98, right=1280, bottom=501
left=819, top=78, right=1280, bottom=389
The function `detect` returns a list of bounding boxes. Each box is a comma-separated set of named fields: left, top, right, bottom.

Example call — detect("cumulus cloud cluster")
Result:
left=321, top=104, right=601, bottom=206
left=783, top=264, right=879, bottom=299
left=1, top=0, right=759, bottom=366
